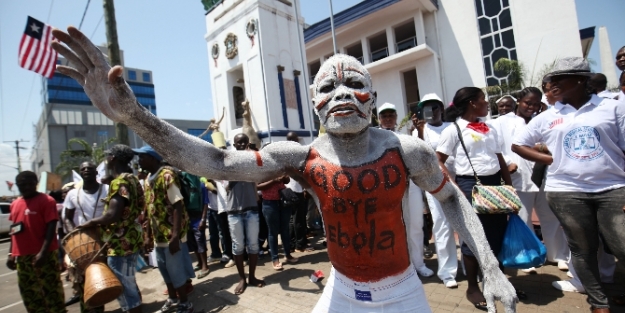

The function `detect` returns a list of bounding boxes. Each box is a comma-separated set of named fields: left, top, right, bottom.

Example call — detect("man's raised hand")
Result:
left=50, top=26, right=141, bottom=124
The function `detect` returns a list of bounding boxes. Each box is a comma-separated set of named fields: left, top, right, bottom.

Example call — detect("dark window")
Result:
left=484, top=56, right=492, bottom=76
left=483, top=0, right=501, bottom=17
left=481, top=37, right=494, bottom=55
left=491, top=18, right=499, bottom=32
left=308, top=61, right=321, bottom=85
left=475, top=0, right=483, bottom=16
left=492, top=48, right=509, bottom=77
left=478, top=18, right=491, bottom=35
left=128, top=70, right=136, bottom=80
left=0, top=204, right=9, bottom=214
left=501, top=29, right=515, bottom=49
left=510, top=49, right=517, bottom=61
left=502, top=0, right=509, bottom=8
left=494, top=33, right=501, bottom=48
left=142, top=72, right=151, bottom=83
left=487, top=77, right=500, bottom=86
left=499, top=9, right=512, bottom=29
left=74, top=130, right=86, bottom=137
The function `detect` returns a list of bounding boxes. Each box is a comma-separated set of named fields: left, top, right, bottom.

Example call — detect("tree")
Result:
left=55, top=138, right=116, bottom=180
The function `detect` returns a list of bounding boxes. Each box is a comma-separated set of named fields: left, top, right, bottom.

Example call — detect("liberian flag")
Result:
left=18, top=16, right=57, bottom=78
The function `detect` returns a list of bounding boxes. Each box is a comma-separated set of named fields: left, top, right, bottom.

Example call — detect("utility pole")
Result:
left=103, top=0, right=129, bottom=145
left=328, top=0, right=337, bottom=54
left=3, top=140, right=28, bottom=173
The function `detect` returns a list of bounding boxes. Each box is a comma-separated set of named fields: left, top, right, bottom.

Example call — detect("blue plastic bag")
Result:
left=498, top=214, right=547, bottom=269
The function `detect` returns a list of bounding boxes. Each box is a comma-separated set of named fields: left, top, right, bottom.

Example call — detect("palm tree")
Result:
left=55, top=137, right=116, bottom=180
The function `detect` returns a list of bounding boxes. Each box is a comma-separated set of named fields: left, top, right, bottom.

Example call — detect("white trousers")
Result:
left=517, top=190, right=569, bottom=263
left=406, top=183, right=425, bottom=268
left=312, top=266, right=432, bottom=313
left=425, top=192, right=458, bottom=281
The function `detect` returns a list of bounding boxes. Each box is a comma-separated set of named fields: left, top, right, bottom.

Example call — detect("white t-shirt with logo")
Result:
left=487, top=113, right=538, bottom=192
left=437, top=118, right=502, bottom=176
left=513, top=94, right=625, bottom=192
left=63, top=184, right=109, bottom=226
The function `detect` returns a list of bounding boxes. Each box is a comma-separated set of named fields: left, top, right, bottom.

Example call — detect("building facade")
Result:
left=31, top=48, right=211, bottom=176
left=204, top=0, right=317, bottom=145
left=304, top=0, right=586, bottom=129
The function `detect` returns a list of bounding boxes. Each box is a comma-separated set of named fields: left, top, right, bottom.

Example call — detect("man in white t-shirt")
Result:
left=62, top=161, right=108, bottom=309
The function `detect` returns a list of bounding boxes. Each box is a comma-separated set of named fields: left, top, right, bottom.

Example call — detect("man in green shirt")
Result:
left=79, top=144, right=144, bottom=313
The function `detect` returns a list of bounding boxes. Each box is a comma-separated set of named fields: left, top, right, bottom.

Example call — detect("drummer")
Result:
left=79, top=144, right=144, bottom=313
left=63, top=161, right=109, bottom=311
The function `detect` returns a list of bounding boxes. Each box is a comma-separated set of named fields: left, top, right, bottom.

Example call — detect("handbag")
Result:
left=453, top=122, right=522, bottom=214
left=498, top=214, right=547, bottom=268
left=279, top=188, right=300, bottom=207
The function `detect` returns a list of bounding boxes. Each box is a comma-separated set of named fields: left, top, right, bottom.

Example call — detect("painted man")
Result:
left=78, top=145, right=144, bottom=313
left=51, top=27, right=517, bottom=312
left=7, top=171, right=65, bottom=313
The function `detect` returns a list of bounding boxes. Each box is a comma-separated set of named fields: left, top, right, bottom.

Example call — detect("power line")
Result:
left=90, top=14, right=104, bottom=39
left=78, top=0, right=92, bottom=30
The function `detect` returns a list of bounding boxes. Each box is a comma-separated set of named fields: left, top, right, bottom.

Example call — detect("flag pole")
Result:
left=328, top=0, right=337, bottom=54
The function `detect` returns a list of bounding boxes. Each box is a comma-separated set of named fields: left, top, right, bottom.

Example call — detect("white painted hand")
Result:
left=51, top=26, right=140, bottom=124
left=482, top=267, right=518, bottom=313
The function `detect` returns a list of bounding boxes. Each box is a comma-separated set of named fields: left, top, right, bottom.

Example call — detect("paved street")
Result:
left=1, top=234, right=624, bottom=312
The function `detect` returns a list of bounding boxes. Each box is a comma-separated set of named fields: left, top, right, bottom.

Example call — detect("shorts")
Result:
left=155, top=242, right=196, bottom=289
left=186, top=218, right=208, bottom=253
left=107, top=253, right=142, bottom=311
left=228, top=210, right=260, bottom=255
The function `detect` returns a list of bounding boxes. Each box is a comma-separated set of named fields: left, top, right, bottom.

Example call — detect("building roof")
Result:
left=304, top=0, right=401, bottom=43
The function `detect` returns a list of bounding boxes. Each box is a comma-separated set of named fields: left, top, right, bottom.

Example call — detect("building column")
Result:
left=277, top=65, right=289, bottom=128
left=362, top=37, right=371, bottom=64
left=414, top=10, right=426, bottom=45
left=386, top=27, right=396, bottom=55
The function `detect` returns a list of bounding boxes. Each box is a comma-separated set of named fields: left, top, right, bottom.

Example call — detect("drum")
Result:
left=62, top=228, right=105, bottom=271
left=84, top=262, right=123, bottom=308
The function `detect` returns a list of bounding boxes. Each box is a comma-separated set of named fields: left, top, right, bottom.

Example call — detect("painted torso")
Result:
left=302, top=146, right=410, bottom=282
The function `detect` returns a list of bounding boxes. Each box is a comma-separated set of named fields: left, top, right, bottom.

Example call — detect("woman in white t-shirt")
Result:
left=436, top=87, right=515, bottom=310
left=512, top=57, right=625, bottom=312
left=488, top=87, right=570, bottom=274
left=411, top=93, right=458, bottom=288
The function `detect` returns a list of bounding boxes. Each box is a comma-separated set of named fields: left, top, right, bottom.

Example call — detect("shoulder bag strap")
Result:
left=453, top=122, right=482, bottom=185
left=76, top=187, right=89, bottom=222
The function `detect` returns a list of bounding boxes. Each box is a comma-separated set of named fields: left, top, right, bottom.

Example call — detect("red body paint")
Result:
left=303, top=148, right=410, bottom=282
left=354, top=91, right=371, bottom=104
left=254, top=151, right=263, bottom=166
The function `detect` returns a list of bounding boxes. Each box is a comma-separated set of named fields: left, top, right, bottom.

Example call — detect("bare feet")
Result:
left=466, top=287, right=487, bottom=311
left=249, top=277, right=265, bottom=288
left=234, top=279, right=247, bottom=295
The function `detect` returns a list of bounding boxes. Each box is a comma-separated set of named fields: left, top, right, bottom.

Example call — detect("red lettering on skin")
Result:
left=354, top=91, right=370, bottom=104
left=303, top=147, right=410, bottom=282
left=254, top=151, right=263, bottom=166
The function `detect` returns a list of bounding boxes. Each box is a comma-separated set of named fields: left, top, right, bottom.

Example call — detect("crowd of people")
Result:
left=6, top=24, right=625, bottom=313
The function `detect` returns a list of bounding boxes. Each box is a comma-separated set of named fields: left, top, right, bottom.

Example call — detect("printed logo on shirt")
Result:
left=470, top=134, right=482, bottom=142
left=549, top=118, right=564, bottom=129
left=563, top=126, right=604, bottom=161
left=24, top=208, right=37, bottom=215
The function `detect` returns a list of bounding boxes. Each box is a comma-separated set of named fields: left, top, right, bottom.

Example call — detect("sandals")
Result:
left=466, top=290, right=488, bottom=312
left=272, top=261, right=284, bottom=271
left=284, top=257, right=299, bottom=264
left=197, top=269, right=210, bottom=279
left=295, top=247, right=315, bottom=252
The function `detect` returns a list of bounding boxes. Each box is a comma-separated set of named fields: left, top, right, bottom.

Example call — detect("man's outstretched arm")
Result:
left=50, top=26, right=305, bottom=182
left=399, top=136, right=517, bottom=313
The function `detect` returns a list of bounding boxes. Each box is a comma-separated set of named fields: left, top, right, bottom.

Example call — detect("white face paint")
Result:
left=312, top=54, right=375, bottom=135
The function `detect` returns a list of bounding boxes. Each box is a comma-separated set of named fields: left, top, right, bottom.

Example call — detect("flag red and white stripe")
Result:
left=18, top=16, right=58, bottom=78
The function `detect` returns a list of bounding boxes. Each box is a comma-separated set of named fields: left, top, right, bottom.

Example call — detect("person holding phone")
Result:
left=411, top=94, right=458, bottom=288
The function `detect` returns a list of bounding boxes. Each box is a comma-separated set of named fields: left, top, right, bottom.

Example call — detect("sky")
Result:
left=0, top=0, right=623, bottom=196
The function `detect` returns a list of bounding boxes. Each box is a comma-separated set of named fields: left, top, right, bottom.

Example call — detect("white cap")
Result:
left=377, top=102, right=396, bottom=115
left=418, top=93, right=444, bottom=108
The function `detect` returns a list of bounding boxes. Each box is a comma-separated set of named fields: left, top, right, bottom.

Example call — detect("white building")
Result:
left=204, top=0, right=591, bottom=139
left=204, top=0, right=317, bottom=145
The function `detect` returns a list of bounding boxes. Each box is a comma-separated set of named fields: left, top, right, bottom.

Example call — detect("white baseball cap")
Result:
left=377, top=102, right=396, bottom=115
left=418, top=93, right=444, bottom=108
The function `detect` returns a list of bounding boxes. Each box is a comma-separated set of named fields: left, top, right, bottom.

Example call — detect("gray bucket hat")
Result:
left=544, top=57, right=593, bottom=81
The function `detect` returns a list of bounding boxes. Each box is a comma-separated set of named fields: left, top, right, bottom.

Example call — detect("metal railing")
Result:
left=396, top=37, right=417, bottom=53
left=370, top=47, right=389, bottom=62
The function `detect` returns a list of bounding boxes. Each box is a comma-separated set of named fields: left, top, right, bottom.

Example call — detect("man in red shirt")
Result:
left=6, top=171, right=65, bottom=313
